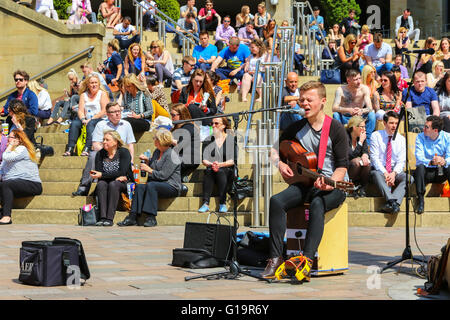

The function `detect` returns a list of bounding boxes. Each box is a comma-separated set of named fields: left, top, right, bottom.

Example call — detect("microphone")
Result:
left=276, top=107, right=306, bottom=116
left=405, top=48, right=435, bottom=55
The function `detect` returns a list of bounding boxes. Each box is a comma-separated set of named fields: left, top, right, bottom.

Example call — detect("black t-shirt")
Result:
left=274, top=117, right=349, bottom=178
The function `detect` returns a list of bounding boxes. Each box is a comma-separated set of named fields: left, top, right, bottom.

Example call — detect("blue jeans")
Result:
left=333, top=111, right=376, bottom=143
left=215, top=67, right=244, bottom=81
left=67, top=118, right=102, bottom=150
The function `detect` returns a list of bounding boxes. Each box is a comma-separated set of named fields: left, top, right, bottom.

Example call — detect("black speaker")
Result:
left=183, top=222, right=235, bottom=260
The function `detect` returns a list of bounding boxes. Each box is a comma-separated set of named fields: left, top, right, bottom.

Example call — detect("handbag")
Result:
left=117, top=192, right=131, bottom=212
left=407, top=106, right=427, bottom=133
left=75, top=125, right=87, bottom=156
left=228, top=176, right=253, bottom=201
left=320, top=69, right=341, bottom=84
left=34, top=135, right=54, bottom=160
left=78, top=204, right=99, bottom=226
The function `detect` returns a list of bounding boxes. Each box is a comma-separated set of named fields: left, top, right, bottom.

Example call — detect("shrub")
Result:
left=155, top=0, right=180, bottom=22
left=54, top=0, right=72, bottom=20
left=318, top=0, right=361, bottom=28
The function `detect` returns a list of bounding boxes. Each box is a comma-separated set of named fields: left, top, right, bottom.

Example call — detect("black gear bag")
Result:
left=19, top=237, right=90, bottom=287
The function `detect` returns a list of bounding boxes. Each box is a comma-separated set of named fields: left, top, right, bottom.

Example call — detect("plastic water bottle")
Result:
left=133, top=164, right=140, bottom=184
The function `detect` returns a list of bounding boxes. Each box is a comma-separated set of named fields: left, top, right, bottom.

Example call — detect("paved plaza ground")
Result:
left=0, top=224, right=449, bottom=304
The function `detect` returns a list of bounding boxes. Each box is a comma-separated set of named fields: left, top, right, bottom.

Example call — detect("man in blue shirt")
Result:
left=192, top=31, right=218, bottom=71
left=414, top=116, right=450, bottom=214
left=404, top=71, right=440, bottom=116
left=2, top=70, right=38, bottom=117
left=210, top=36, right=250, bottom=83
left=309, top=6, right=326, bottom=43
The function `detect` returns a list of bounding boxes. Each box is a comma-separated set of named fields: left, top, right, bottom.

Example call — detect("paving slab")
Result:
left=0, top=224, right=449, bottom=302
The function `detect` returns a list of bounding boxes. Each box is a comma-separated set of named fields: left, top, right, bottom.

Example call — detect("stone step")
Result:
left=9, top=208, right=450, bottom=228
left=13, top=195, right=256, bottom=212
left=10, top=209, right=254, bottom=226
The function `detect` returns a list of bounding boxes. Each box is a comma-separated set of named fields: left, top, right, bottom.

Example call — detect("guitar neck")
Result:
left=301, top=167, right=336, bottom=188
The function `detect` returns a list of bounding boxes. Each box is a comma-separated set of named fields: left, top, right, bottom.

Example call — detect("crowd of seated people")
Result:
left=4, top=1, right=450, bottom=227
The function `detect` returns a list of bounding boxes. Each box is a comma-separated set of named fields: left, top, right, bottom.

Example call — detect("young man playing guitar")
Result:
left=261, top=81, right=349, bottom=280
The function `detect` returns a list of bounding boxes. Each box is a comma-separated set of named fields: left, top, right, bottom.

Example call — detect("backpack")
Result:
left=420, top=238, right=450, bottom=296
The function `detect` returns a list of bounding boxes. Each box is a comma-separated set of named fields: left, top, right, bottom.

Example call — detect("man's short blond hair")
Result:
left=299, top=81, right=326, bottom=99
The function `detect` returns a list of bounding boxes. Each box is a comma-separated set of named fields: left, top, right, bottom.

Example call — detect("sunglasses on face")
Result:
left=151, top=46, right=158, bottom=49
left=14, top=78, right=25, bottom=82
left=170, top=113, right=179, bottom=117
left=212, top=121, right=222, bottom=126
left=107, top=110, right=121, bottom=114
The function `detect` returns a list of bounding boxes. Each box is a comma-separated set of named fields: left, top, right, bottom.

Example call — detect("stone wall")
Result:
left=0, top=0, right=105, bottom=101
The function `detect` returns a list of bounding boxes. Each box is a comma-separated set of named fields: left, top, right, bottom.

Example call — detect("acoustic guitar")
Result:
left=279, top=140, right=355, bottom=192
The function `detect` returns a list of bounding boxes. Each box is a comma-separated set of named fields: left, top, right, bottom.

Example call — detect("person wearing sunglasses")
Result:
left=198, top=117, right=236, bottom=213
left=363, top=33, right=393, bottom=76
left=2, top=70, right=38, bottom=118
left=215, top=15, right=236, bottom=52
left=170, top=56, right=196, bottom=103
left=334, top=34, right=362, bottom=83
left=0, top=130, right=42, bottom=225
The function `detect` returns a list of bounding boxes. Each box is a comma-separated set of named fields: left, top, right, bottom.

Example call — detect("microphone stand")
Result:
left=381, top=53, right=427, bottom=273
left=184, top=106, right=294, bottom=283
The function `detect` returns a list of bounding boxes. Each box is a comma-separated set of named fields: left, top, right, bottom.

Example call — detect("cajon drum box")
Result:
left=286, top=203, right=348, bottom=276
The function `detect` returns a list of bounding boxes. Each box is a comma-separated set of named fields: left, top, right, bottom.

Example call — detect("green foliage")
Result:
left=318, top=0, right=361, bottom=28
left=155, top=0, right=180, bottom=22
left=54, top=0, right=72, bottom=20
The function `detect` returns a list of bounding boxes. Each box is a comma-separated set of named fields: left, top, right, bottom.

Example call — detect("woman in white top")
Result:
left=64, top=74, right=109, bottom=156
left=427, top=60, right=445, bottom=89
left=241, top=39, right=268, bottom=102
left=27, top=80, right=52, bottom=120
left=0, top=129, right=42, bottom=225
left=145, top=40, right=174, bottom=85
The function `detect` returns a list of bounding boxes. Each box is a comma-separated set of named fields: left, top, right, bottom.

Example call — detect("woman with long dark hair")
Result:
left=346, top=116, right=371, bottom=197
left=373, top=71, right=402, bottom=121
left=179, top=68, right=217, bottom=126
left=0, top=129, right=42, bottom=225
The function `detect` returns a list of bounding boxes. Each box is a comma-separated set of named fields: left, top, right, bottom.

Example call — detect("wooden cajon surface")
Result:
left=286, top=203, right=349, bottom=276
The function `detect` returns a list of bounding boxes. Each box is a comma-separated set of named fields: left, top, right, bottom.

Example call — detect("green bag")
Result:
left=75, top=125, right=87, bottom=156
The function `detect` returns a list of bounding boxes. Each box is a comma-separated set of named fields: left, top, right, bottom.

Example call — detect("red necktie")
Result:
left=386, top=136, right=392, bottom=173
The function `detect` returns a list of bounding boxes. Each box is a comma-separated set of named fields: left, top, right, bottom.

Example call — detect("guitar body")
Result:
left=279, top=140, right=318, bottom=186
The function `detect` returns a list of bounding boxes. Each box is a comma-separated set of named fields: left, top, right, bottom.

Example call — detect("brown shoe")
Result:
left=261, top=256, right=284, bottom=279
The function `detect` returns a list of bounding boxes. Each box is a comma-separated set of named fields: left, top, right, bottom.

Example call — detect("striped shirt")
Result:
left=0, top=146, right=41, bottom=183
left=171, top=67, right=193, bottom=94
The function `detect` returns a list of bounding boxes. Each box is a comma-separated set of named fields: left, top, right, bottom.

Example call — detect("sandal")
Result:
left=63, top=146, right=74, bottom=156
left=80, top=146, right=90, bottom=156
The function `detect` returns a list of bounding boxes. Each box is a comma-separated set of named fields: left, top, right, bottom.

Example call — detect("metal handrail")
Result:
left=134, top=0, right=199, bottom=44
left=0, top=45, right=95, bottom=103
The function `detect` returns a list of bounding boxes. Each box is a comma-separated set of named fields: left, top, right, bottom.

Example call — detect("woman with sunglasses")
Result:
left=346, top=116, right=371, bottom=197
left=63, top=74, right=109, bottom=156
left=328, top=24, right=344, bottom=48
left=145, top=40, right=174, bottom=85
left=0, top=129, right=42, bottom=225
left=335, top=34, right=362, bottom=83
left=373, top=71, right=402, bottom=121
left=179, top=68, right=217, bottom=126
left=198, top=116, right=236, bottom=213
left=170, top=103, right=200, bottom=182
left=394, top=27, right=411, bottom=68
left=118, top=128, right=182, bottom=227
left=90, top=130, right=133, bottom=227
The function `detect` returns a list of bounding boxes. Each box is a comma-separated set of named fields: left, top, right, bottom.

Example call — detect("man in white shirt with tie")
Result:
left=370, top=111, right=407, bottom=214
